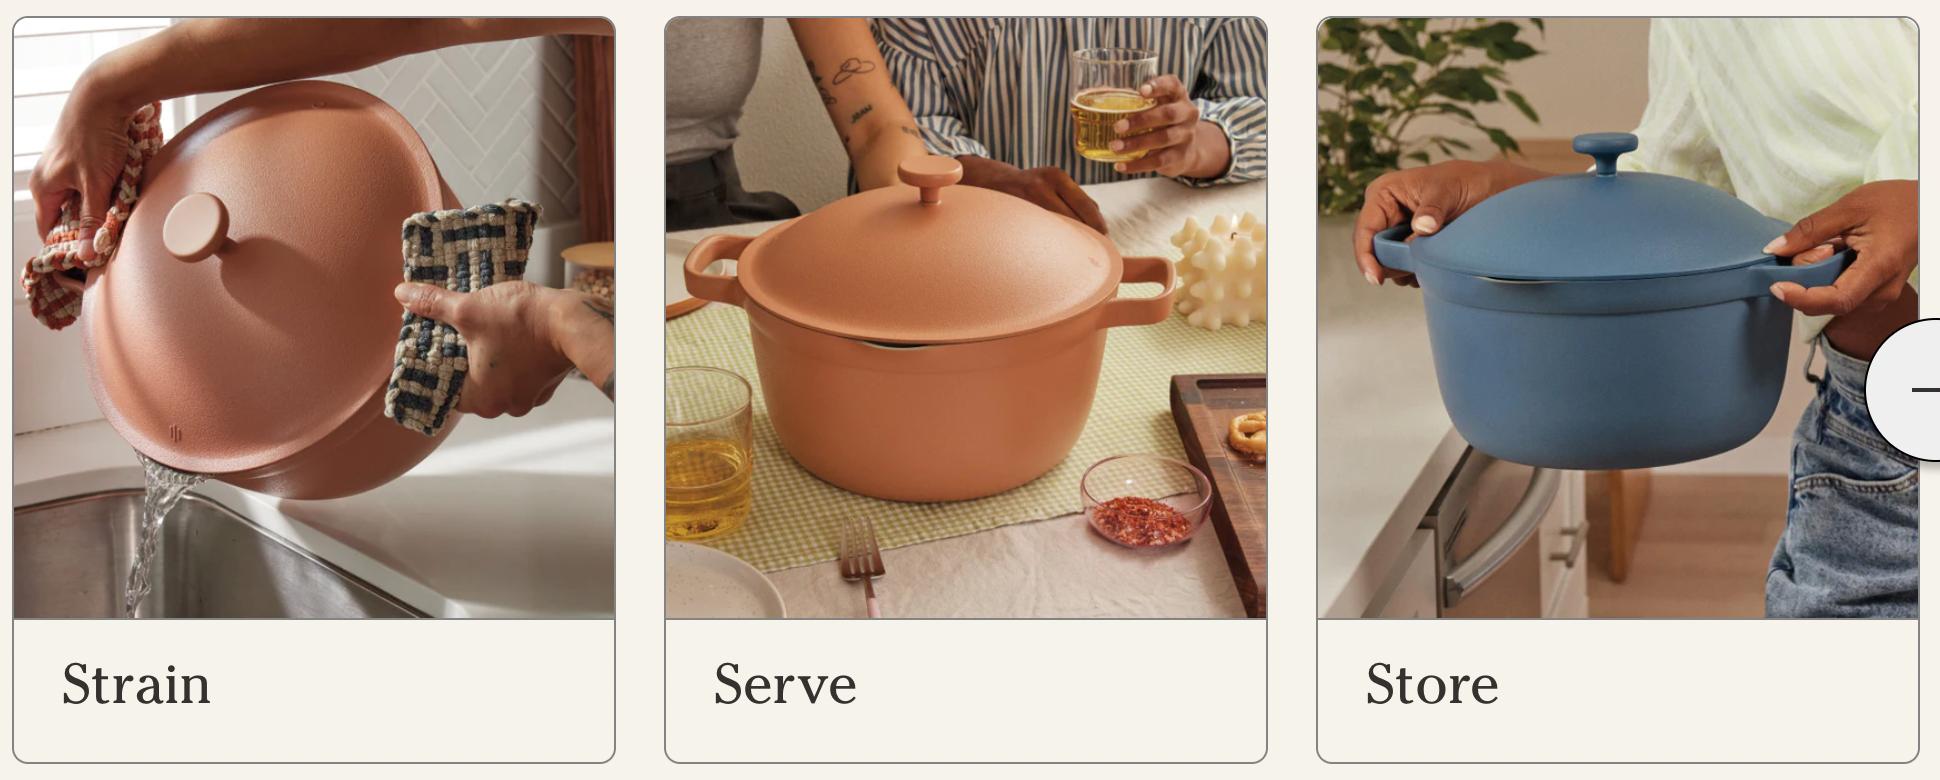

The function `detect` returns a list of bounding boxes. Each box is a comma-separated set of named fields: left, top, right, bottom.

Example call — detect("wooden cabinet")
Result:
left=1540, top=470, right=1591, bottom=618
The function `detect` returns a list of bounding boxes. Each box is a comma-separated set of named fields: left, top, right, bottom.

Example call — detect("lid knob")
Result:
left=898, top=156, right=964, bottom=205
left=1573, top=132, right=1639, bottom=177
left=162, top=192, right=230, bottom=262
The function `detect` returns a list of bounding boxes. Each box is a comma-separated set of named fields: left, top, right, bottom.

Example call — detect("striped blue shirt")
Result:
left=871, top=17, right=1267, bottom=187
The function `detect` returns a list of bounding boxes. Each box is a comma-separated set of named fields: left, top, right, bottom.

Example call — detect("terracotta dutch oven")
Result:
left=684, top=157, right=1179, bottom=502
left=61, top=81, right=464, bottom=499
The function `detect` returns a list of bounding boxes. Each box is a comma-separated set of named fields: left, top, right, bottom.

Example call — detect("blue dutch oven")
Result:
left=1373, top=132, right=1854, bottom=469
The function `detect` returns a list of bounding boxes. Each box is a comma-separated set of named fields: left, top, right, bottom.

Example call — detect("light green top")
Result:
left=1619, top=18, right=1919, bottom=341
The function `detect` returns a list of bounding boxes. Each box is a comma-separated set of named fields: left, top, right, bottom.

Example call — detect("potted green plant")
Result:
left=1318, top=18, right=1545, bottom=217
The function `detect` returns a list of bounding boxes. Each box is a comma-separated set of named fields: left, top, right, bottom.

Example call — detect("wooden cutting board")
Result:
left=1170, top=374, right=1266, bottom=617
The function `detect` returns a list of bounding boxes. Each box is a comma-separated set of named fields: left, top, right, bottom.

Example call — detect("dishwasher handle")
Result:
left=1443, top=467, right=1561, bottom=608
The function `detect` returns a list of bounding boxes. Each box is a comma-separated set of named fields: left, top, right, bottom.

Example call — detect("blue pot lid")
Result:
left=1409, top=133, right=1788, bottom=281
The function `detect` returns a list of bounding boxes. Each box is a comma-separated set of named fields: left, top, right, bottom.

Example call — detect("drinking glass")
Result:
left=1069, top=47, right=1160, bottom=163
left=665, top=367, right=754, bottom=541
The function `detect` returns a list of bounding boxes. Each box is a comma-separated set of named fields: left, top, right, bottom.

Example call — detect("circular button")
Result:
left=1862, top=318, right=1940, bottom=460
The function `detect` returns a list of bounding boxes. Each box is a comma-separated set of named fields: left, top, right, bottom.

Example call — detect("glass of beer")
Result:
left=666, top=367, right=754, bottom=542
left=1070, top=47, right=1159, bottom=163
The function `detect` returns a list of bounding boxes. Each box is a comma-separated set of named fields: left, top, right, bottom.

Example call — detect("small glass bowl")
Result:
left=1081, top=454, right=1213, bottom=550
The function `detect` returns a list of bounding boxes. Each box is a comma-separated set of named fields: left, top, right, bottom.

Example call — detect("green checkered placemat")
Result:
left=665, top=302, right=1265, bottom=572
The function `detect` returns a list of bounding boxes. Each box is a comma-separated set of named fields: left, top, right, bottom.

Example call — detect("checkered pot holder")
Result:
left=20, top=102, right=165, bottom=330
left=385, top=199, right=542, bottom=435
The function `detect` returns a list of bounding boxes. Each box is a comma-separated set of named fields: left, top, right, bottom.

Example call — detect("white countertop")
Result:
left=1314, top=214, right=1465, bottom=617
left=13, top=380, right=616, bottom=618
left=667, top=178, right=1262, bottom=618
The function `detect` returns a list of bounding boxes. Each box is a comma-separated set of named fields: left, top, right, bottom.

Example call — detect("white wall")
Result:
left=731, top=17, right=854, bottom=213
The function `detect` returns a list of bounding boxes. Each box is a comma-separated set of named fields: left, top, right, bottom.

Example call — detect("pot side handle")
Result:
left=683, top=234, right=752, bottom=307
left=1745, top=246, right=1856, bottom=298
left=1372, top=224, right=1414, bottom=274
left=1097, top=255, right=1180, bottom=329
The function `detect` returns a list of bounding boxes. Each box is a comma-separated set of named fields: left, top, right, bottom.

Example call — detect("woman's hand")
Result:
left=1766, top=180, right=1919, bottom=317
left=957, top=154, right=1108, bottom=234
left=1109, top=74, right=1230, bottom=180
left=1353, top=159, right=1550, bottom=287
left=394, top=281, right=593, bottom=418
left=27, top=72, right=141, bottom=257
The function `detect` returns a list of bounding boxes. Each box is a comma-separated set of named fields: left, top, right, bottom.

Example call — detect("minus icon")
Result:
left=1914, top=388, right=1940, bottom=392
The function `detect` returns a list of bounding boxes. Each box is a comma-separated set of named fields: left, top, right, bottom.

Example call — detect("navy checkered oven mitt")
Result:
left=385, top=200, right=542, bottom=435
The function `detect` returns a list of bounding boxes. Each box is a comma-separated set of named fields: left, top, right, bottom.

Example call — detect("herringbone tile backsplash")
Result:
left=194, top=35, right=580, bottom=220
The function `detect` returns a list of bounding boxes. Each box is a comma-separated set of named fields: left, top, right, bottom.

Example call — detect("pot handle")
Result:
left=1097, top=255, right=1179, bottom=329
left=683, top=234, right=751, bottom=307
left=1745, top=246, right=1857, bottom=298
left=1372, top=224, right=1414, bottom=274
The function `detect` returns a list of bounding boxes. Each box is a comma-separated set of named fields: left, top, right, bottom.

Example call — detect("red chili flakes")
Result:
left=1092, top=496, right=1194, bottom=547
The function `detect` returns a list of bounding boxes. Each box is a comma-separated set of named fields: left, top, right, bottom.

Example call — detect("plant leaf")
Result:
left=1484, top=127, right=1522, bottom=155
left=1375, top=27, right=1419, bottom=58
left=1505, top=90, right=1540, bottom=123
left=1494, top=40, right=1538, bottom=60
left=1381, top=63, right=1416, bottom=89
left=1347, top=68, right=1385, bottom=90
left=1530, top=18, right=1545, bottom=34
left=1420, top=103, right=1477, bottom=121
left=1319, top=63, right=1351, bottom=85
left=1472, top=21, right=1521, bottom=42
left=1405, top=151, right=1431, bottom=165
left=1461, top=68, right=1499, bottom=101
left=1328, top=27, right=1363, bottom=53
left=1422, top=39, right=1449, bottom=64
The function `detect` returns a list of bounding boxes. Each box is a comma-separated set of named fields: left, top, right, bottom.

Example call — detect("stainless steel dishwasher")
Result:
left=1429, top=449, right=1563, bottom=618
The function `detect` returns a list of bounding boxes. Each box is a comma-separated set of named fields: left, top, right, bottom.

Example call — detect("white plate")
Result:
left=665, top=541, right=786, bottom=618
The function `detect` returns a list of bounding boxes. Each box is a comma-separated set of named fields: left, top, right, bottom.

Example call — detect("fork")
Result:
left=839, top=519, right=886, bottom=618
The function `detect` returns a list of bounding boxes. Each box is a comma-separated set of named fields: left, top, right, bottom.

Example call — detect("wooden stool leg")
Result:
left=1590, top=469, right=1653, bottom=583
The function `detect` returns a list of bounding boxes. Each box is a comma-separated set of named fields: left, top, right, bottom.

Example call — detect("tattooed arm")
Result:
left=787, top=18, right=929, bottom=190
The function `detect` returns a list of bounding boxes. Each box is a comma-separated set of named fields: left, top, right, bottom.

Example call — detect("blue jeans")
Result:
left=1767, top=339, right=1920, bottom=618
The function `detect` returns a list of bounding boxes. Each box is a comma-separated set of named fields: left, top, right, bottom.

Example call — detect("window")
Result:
left=12, top=18, right=180, bottom=206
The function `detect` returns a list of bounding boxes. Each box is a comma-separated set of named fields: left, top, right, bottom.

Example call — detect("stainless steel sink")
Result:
left=15, top=490, right=425, bottom=618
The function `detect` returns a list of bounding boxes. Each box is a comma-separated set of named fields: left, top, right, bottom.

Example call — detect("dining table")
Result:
left=665, top=177, right=1264, bottom=618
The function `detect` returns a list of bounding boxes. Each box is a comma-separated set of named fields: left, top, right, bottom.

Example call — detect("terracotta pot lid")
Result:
left=738, top=157, right=1122, bottom=344
left=82, top=81, right=448, bottom=475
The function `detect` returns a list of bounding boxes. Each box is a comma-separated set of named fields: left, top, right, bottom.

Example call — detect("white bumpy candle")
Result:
left=1168, top=211, right=1266, bottom=331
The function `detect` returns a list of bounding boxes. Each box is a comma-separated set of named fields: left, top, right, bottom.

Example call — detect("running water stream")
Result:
left=126, top=452, right=207, bottom=618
